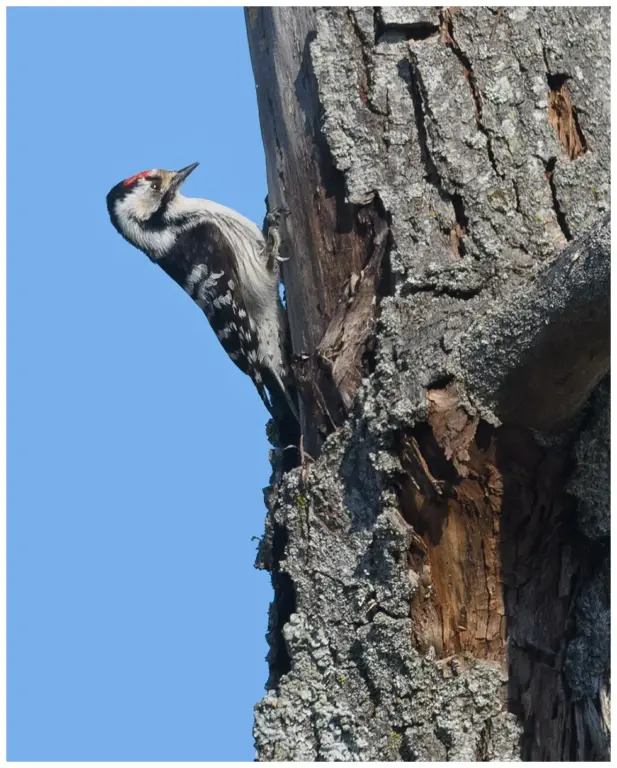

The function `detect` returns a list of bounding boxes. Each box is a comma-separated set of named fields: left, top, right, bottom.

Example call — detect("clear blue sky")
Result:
left=8, top=7, right=273, bottom=761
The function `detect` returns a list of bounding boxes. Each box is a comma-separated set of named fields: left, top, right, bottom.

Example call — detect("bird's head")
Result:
left=106, top=162, right=199, bottom=255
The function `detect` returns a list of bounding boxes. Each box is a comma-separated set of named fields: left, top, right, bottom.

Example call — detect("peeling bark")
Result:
left=246, top=6, right=610, bottom=761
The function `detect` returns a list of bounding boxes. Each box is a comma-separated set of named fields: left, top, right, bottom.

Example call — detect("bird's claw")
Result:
left=266, top=207, right=290, bottom=225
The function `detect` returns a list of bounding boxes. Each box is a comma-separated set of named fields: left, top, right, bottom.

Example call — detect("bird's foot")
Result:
left=265, top=207, right=290, bottom=226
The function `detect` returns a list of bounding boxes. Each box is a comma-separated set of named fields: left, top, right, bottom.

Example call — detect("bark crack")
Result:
left=347, top=8, right=386, bottom=116
left=476, top=719, right=491, bottom=760
left=401, top=281, right=485, bottom=300
left=440, top=9, right=504, bottom=179
left=268, top=523, right=298, bottom=690
left=404, top=54, right=469, bottom=257
left=349, top=639, right=381, bottom=714
left=544, top=156, right=573, bottom=241
left=512, top=179, right=522, bottom=213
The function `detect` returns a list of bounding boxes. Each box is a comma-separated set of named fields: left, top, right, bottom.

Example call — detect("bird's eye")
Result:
left=150, top=180, right=161, bottom=191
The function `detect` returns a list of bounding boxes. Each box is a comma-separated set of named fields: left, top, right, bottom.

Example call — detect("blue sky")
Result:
left=8, top=7, right=273, bottom=760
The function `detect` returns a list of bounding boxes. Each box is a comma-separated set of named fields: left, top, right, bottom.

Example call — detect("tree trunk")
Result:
left=245, top=6, right=610, bottom=761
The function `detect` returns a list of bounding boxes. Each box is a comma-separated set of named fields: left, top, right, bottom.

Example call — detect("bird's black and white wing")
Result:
left=159, top=222, right=276, bottom=414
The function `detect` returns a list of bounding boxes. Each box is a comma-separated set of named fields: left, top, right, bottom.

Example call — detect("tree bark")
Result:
left=245, top=6, right=610, bottom=761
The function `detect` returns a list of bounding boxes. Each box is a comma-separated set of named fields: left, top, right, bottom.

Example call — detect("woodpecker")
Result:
left=106, top=163, right=298, bottom=424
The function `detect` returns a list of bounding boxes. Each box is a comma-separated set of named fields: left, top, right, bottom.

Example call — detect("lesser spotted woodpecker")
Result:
left=106, top=163, right=298, bottom=423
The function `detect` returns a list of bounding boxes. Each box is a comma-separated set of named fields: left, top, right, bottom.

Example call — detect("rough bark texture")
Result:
left=246, top=6, right=610, bottom=761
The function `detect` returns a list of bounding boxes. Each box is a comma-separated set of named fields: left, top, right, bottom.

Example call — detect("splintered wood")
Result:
left=397, top=385, right=505, bottom=660
left=398, top=384, right=576, bottom=682
left=548, top=84, right=587, bottom=161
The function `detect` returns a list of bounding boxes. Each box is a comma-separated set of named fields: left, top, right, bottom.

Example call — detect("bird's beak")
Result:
left=169, top=162, right=199, bottom=192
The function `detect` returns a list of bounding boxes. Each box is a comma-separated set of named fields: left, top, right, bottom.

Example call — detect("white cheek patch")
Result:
left=115, top=187, right=159, bottom=222
left=114, top=195, right=177, bottom=259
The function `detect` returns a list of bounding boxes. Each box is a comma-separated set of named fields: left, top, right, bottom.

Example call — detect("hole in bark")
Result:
left=374, top=7, right=440, bottom=43
left=386, top=22, right=440, bottom=41
left=405, top=22, right=440, bottom=40
left=429, top=373, right=455, bottom=390
left=475, top=420, right=493, bottom=452
left=547, top=72, right=570, bottom=91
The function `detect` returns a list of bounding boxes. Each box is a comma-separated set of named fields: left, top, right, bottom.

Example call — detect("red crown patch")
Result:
left=122, top=170, right=152, bottom=187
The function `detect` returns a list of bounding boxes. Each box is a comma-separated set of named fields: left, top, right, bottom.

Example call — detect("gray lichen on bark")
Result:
left=247, top=6, right=610, bottom=761
left=256, top=423, right=521, bottom=761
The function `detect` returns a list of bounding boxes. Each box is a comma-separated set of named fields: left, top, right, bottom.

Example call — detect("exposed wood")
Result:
left=400, top=391, right=600, bottom=759
left=316, top=208, right=389, bottom=411
left=246, top=8, right=380, bottom=452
